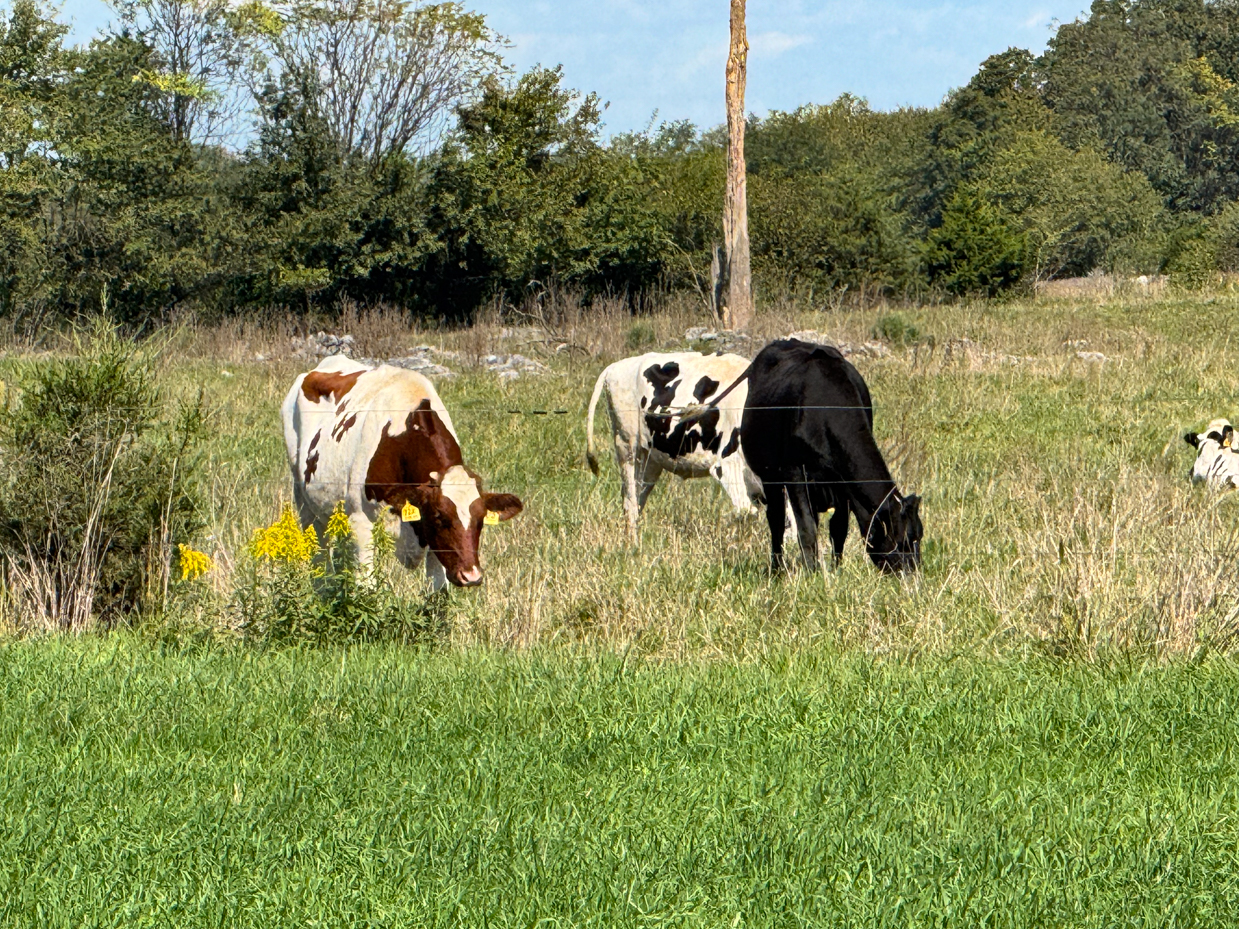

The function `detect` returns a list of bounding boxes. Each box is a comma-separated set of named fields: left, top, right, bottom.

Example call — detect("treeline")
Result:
left=3, top=0, right=1239, bottom=325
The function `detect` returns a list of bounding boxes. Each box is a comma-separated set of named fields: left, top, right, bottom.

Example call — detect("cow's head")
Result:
left=1186, top=418, right=1235, bottom=483
left=404, top=466, right=523, bottom=586
left=864, top=493, right=923, bottom=573
left=365, top=401, right=523, bottom=588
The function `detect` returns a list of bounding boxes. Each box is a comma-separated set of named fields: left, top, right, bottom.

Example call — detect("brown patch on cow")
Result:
left=304, top=430, right=322, bottom=483
left=302, top=369, right=362, bottom=404
left=332, top=413, right=358, bottom=442
left=364, top=400, right=482, bottom=578
left=364, top=400, right=463, bottom=510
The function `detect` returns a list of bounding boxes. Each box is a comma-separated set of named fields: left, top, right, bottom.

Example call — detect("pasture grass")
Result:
left=5, top=292, right=1239, bottom=925
left=5, top=636, right=1239, bottom=926
left=46, top=286, right=1239, bottom=658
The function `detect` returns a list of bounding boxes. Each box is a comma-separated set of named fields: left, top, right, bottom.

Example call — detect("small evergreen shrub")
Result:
left=0, top=323, right=206, bottom=631
left=872, top=313, right=925, bottom=347
left=923, top=191, right=1026, bottom=296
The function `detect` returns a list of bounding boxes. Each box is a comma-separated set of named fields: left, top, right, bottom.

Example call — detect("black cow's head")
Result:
left=865, top=493, right=923, bottom=573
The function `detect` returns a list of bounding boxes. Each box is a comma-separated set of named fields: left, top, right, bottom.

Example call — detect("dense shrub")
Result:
left=979, top=132, right=1165, bottom=279
left=923, top=191, right=1026, bottom=296
left=0, top=323, right=206, bottom=630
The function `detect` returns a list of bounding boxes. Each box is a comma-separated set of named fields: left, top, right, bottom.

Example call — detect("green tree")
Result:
left=424, top=66, right=669, bottom=312
left=1043, top=0, right=1239, bottom=212
left=923, top=190, right=1025, bottom=296
left=980, top=131, right=1165, bottom=278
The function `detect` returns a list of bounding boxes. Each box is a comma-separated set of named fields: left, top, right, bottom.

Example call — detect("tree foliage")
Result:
left=3, top=0, right=1239, bottom=322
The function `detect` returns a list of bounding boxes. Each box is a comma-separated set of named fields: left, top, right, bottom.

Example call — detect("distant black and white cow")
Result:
left=282, top=355, right=523, bottom=589
left=731, top=339, right=923, bottom=573
left=1185, top=418, right=1239, bottom=491
left=585, top=351, right=763, bottom=535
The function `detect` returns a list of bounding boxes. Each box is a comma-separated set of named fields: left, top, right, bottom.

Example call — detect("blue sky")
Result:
left=61, top=0, right=1089, bottom=135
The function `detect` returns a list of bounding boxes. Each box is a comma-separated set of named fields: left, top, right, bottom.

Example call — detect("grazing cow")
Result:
left=585, top=351, right=763, bottom=535
left=731, top=339, right=922, bottom=573
left=282, top=354, right=523, bottom=589
left=1185, top=418, right=1239, bottom=491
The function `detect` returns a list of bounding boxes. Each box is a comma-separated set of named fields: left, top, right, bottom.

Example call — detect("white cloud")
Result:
left=1022, top=10, right=1048, bottom=28
left=750, top=31, right=814, bottom=57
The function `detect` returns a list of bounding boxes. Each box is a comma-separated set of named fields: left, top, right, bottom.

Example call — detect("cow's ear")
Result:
left=482, top=492, right=523, bottom=522
left=902, top=494, right=921, bottom=520
left=1224, top=426, right=1234, bottom=448
left=406, top=482, right=439, bottom=506
left=1186, top=432, right=1200, bottom=448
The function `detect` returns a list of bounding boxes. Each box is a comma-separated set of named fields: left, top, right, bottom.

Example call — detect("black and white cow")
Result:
left=1185, top=418, right=1239, bottom=491
left=585, top=351, right=762, bottom=535
left=733, top=339, right=923, bottom=573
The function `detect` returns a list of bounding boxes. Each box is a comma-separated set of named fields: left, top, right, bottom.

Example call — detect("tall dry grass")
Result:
left=8, top=285, right=1239, bottom=658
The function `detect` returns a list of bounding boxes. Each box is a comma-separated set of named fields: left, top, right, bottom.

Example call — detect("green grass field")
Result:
left=4, top=638, right=1239, bottom=927
left=7, top=291, right=1239, bottom=925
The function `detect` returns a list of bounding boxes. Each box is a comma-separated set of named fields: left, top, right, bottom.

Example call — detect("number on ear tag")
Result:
left=401, top=502, right=421, bottom=522
left=484, top=510, right=500, bottom=526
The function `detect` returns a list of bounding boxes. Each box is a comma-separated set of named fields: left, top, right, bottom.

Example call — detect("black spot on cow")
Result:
left=649, top=407, right=722, bottom=458
left=693, top=375, right=720, bottom=403
left=721, top=427, right=740, bottom=458
left=640, top=396, right=647, bottom=410
left=643, top=362, right=681, bottom=409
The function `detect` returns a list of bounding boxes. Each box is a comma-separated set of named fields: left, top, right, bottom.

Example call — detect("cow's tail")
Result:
left=679, top=362, right=754, bottom=424
left=585, top=364, right=610, bottom=476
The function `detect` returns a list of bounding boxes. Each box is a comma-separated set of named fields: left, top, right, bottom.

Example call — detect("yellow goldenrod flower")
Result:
left=177, top=544, right=213, bottom=581
left=325, top=501, right=352, bottom=541
left=249, top=505, right=320, bottom=564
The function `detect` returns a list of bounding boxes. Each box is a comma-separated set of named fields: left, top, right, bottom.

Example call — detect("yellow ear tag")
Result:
left=484, top=510, right=500, bottom=526
left=401, top=502, right=421, bottom=522
left=1226, top=438, right=1233, bottom=448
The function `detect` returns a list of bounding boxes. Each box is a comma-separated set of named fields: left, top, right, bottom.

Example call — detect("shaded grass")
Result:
left=4, top=637, right=1239, bottom=926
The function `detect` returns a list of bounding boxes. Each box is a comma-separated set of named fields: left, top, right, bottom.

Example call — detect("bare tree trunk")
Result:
left=723, top=0, right=753, bottom=330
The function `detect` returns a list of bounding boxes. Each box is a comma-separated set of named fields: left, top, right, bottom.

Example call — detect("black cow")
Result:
left=738, top=339, right=923, bottom=573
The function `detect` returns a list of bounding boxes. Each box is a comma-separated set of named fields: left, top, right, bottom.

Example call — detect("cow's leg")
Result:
left=292, top=481, right=315, bottom=529
left=425, top=550, right=449, bottom=592
left=617, top=448, right=641, bottom=539
left=718, top=455, right=758, bottom=514
left=828, top=501, right=850, bottom=567
left=347, top=513, right=375, bottom=566
left=765, top=484, right=788, bottom=572
left=635, top=453, right=663, bottom=515
left=787, top=482, right=819, bottom=571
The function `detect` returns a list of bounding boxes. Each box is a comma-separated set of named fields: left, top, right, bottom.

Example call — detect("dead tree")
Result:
left=722, top=0, right=752, bottom=329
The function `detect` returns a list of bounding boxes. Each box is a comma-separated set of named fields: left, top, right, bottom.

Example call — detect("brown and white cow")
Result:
left=282, top=355, right=523, bottom=589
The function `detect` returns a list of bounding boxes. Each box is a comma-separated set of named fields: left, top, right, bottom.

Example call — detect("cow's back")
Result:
left=742, top=340, right=883, bottom=482
left=283, top=356, right=452, bottom=518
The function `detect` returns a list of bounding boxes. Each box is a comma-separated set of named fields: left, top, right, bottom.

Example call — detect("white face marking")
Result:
left=440, top=465, right=481, bottom=530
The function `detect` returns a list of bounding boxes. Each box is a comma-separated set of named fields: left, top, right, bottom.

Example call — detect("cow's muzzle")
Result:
left=454, top=565, right=483, bottom=587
